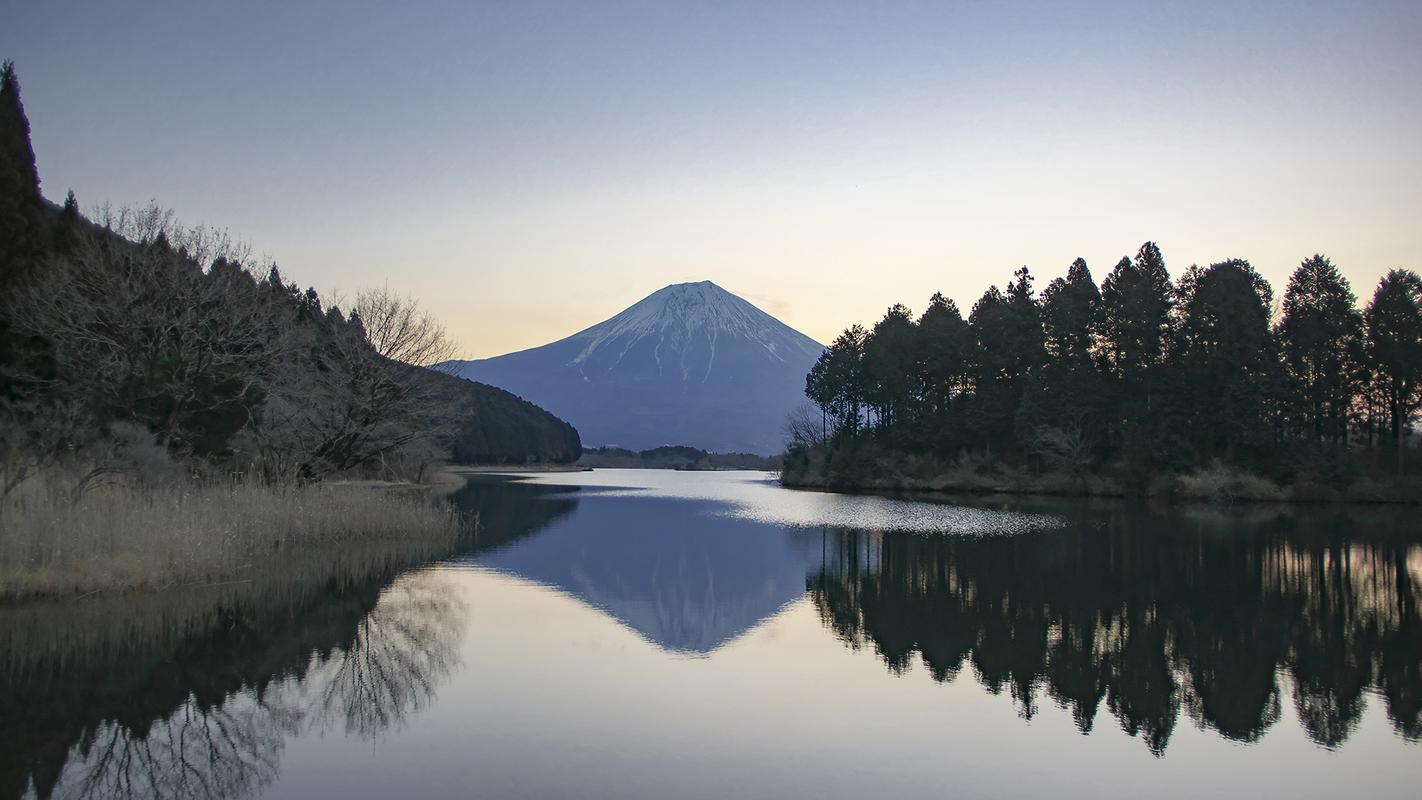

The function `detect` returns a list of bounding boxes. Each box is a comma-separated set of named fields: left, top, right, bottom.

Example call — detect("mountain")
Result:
left=462, top=487, right=816, bottom=654
left=444, top=281, right=824, bottom=455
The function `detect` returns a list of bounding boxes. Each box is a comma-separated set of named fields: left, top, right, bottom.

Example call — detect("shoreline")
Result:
left=446, top=463, right=591, bottom=474
left=779, top=467, right=1422, bottom=506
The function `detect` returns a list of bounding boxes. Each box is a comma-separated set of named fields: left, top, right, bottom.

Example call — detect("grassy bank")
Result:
left=781, top=446, right=1422, bottom=504
left=0, top=470, right=461, bottom=601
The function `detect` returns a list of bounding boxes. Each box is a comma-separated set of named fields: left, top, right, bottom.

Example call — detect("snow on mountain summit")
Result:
left=444, top=281, right=825, bottom=454
left=568, top=281, right=821, bottom=373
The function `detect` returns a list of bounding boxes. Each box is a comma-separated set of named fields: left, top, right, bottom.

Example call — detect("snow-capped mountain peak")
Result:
left=443, top=281, right=824, bottom=454
left=568, top=281, right=817, bottom=369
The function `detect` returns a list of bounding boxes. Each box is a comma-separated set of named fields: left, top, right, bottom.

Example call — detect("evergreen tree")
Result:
left=966, top=274, right=1043, bottom=455
left=1097, top=243, right=1173, bottom=388
left=1277, top=255, right=1363, bottom=444
left=1028, top=258, right=1107, bottom=456
left=1177, top=259, right=1275, bottom=461
left=1364, top=269, right=1422, bottom=474
left=807, top=325, right=868, bottom=435
left=1041, top=258, right=1100, bottom=365
left=914, top=292, right=969, bottom=433
left=862, top=304, right=917, bottom=438
left=0, top=59, right=43, bottom=286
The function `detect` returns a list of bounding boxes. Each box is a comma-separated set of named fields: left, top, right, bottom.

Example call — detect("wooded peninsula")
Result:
left=785, top=243, right=1422, bottom=503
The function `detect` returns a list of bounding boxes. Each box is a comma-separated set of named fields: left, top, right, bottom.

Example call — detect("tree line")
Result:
left=794, top=240, right=1422, bottom=488
left=0, top=60, right=579, bottom=490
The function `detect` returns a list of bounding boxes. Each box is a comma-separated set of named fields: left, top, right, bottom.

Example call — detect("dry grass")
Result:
left=1169, top=463, right=1288, bottom=503
left=0, top=469, right=460, bottom=601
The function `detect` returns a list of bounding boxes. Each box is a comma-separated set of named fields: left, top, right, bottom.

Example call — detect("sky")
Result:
left=4, top=1, right=1421, bottom=358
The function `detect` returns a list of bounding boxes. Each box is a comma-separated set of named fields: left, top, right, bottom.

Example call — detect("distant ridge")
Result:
left=444, top=281, right=824, bottom=454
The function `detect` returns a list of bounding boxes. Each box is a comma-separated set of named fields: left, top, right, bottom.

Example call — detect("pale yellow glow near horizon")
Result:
left=310, top=123, right=1421, bottom=360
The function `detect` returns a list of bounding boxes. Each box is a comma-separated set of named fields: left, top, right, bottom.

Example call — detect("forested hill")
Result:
left=0, top=60, right=578, bottom=479
left=788, top=244, right=1422, bottom=499
left=434, top=373, right=581, bottom=464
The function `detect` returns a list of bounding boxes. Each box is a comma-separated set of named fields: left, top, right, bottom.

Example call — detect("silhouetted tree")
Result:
left=1364, top=269, right=1422, bottom=475
left=862, top=304, right=916, bottom=439
left=1176, top=259, right=1275, bottom=462
left=0, top=60, right=43, bottom=287
left=1276, top=255, right=1364, bottom=448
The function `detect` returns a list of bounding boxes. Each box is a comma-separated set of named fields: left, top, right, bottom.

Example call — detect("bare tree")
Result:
left=1028, top=415, right=1096, bottom=482
left=784, top=402, right=826, bottom=450
left=248, top=287, right=461, bottom=482
left=353, top=286, right=459, bottom=369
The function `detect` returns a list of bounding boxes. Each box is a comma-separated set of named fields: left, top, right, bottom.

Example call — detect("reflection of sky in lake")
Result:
left=499, top=468, right=1065, bottom=535
left=11, top=470, right=1422, bottom=800
left=270, top=565, right=1422, bottom=800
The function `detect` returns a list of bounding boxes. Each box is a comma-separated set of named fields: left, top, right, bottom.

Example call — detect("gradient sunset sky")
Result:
left=5, top=1, right=1420, bottom=357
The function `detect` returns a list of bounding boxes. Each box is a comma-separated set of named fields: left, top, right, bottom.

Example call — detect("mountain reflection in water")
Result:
left=2, top=470, right=1419, bottom=799
left=460, top=472, right=1422, bottom=755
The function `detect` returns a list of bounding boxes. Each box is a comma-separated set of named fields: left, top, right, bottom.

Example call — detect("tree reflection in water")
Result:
left=304, top=574, right=466, bottom=741
left=10, top=569, right=465, bottom=800
left=806, top=506, right=1422, bottom=755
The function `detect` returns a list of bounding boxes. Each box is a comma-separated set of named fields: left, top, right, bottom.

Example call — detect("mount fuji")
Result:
left=443, top=281, right=824, bottom=455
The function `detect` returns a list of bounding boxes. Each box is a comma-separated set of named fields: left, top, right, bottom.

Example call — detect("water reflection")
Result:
left=469, top=493, right=818, bottom=653
left=2, top=565, right=465, bottom=800
left=457, top=473, right=1422, bottom=754
left=806, top=505, right=1422, bottom=754
left=5, top=472, right=1421, bottom=799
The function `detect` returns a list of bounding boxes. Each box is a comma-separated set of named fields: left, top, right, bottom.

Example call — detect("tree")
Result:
left=862, top=304, right=916, bottom=438
left=1276, top=255, right=1364, bottom=444
left=353, top=286, right=458, bottom=368
left=1027, top=259, right=1107, bottom=463
left=1364, top=269, right=1422, bottom=475
left=249, top=286, right=461, bottom=482
left=1176, top=259, right=1275, bottom=461
left=0, top=60, right=43, bottom=287
left=1041, top=258, right=1100, bottom=366
left=1097, top=243, right=1173, bottom=389
left=805, top=325, right=867, bottom=437
left=913, top=292, right=970, bottom=446
left=966, top=272, right=1044, bottom=455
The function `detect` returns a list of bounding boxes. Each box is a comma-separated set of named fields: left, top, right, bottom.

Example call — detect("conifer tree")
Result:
left=1277, top=255, right=1364, bottom=443
left=1364, top=269, right=1422, bottom=474
left=914, top=292, right=968, bottom=419
left=1041, top=258, right=1099, bottom=365
left=0, top=60, right=43, bottom=285
left=1177, top=259, right=1275, bottom=460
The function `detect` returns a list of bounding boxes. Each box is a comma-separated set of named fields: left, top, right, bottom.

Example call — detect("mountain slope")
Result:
left=423, top=370, right=582, bottom=464
left=445, top=281, right=823, bottom=454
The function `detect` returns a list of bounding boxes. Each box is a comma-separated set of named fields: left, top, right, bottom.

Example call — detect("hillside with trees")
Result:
left=0, top=60, right=576, bottom=499
left=579, top=445, right=779, bottom=470
left=786, top=242, right=1422, bottom=502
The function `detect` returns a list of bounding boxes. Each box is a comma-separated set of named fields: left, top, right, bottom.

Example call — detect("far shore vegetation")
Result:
left=785, top=241, right=1422, bottom=503
left=0, top=61, right=577, bottom=600
left=579, top=445, right=781, bottom=471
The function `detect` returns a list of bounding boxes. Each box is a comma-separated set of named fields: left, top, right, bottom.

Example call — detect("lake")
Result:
left=4, top=469, right=1420, bottom=799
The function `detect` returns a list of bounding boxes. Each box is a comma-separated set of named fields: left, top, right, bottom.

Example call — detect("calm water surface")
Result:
left=5, top=469, right=1421, bottom=799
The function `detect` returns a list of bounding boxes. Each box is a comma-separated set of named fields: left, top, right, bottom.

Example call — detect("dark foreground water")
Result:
left=4, top=470, right=1421, bottom=799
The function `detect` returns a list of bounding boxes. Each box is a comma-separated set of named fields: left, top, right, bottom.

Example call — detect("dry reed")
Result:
left=0, top=469, right=460, bottom=601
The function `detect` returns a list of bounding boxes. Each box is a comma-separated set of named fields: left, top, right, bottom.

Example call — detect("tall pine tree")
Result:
left=0, top=60, right=44, bottom=286
left=1277, top=255, right=1364, bottom=444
